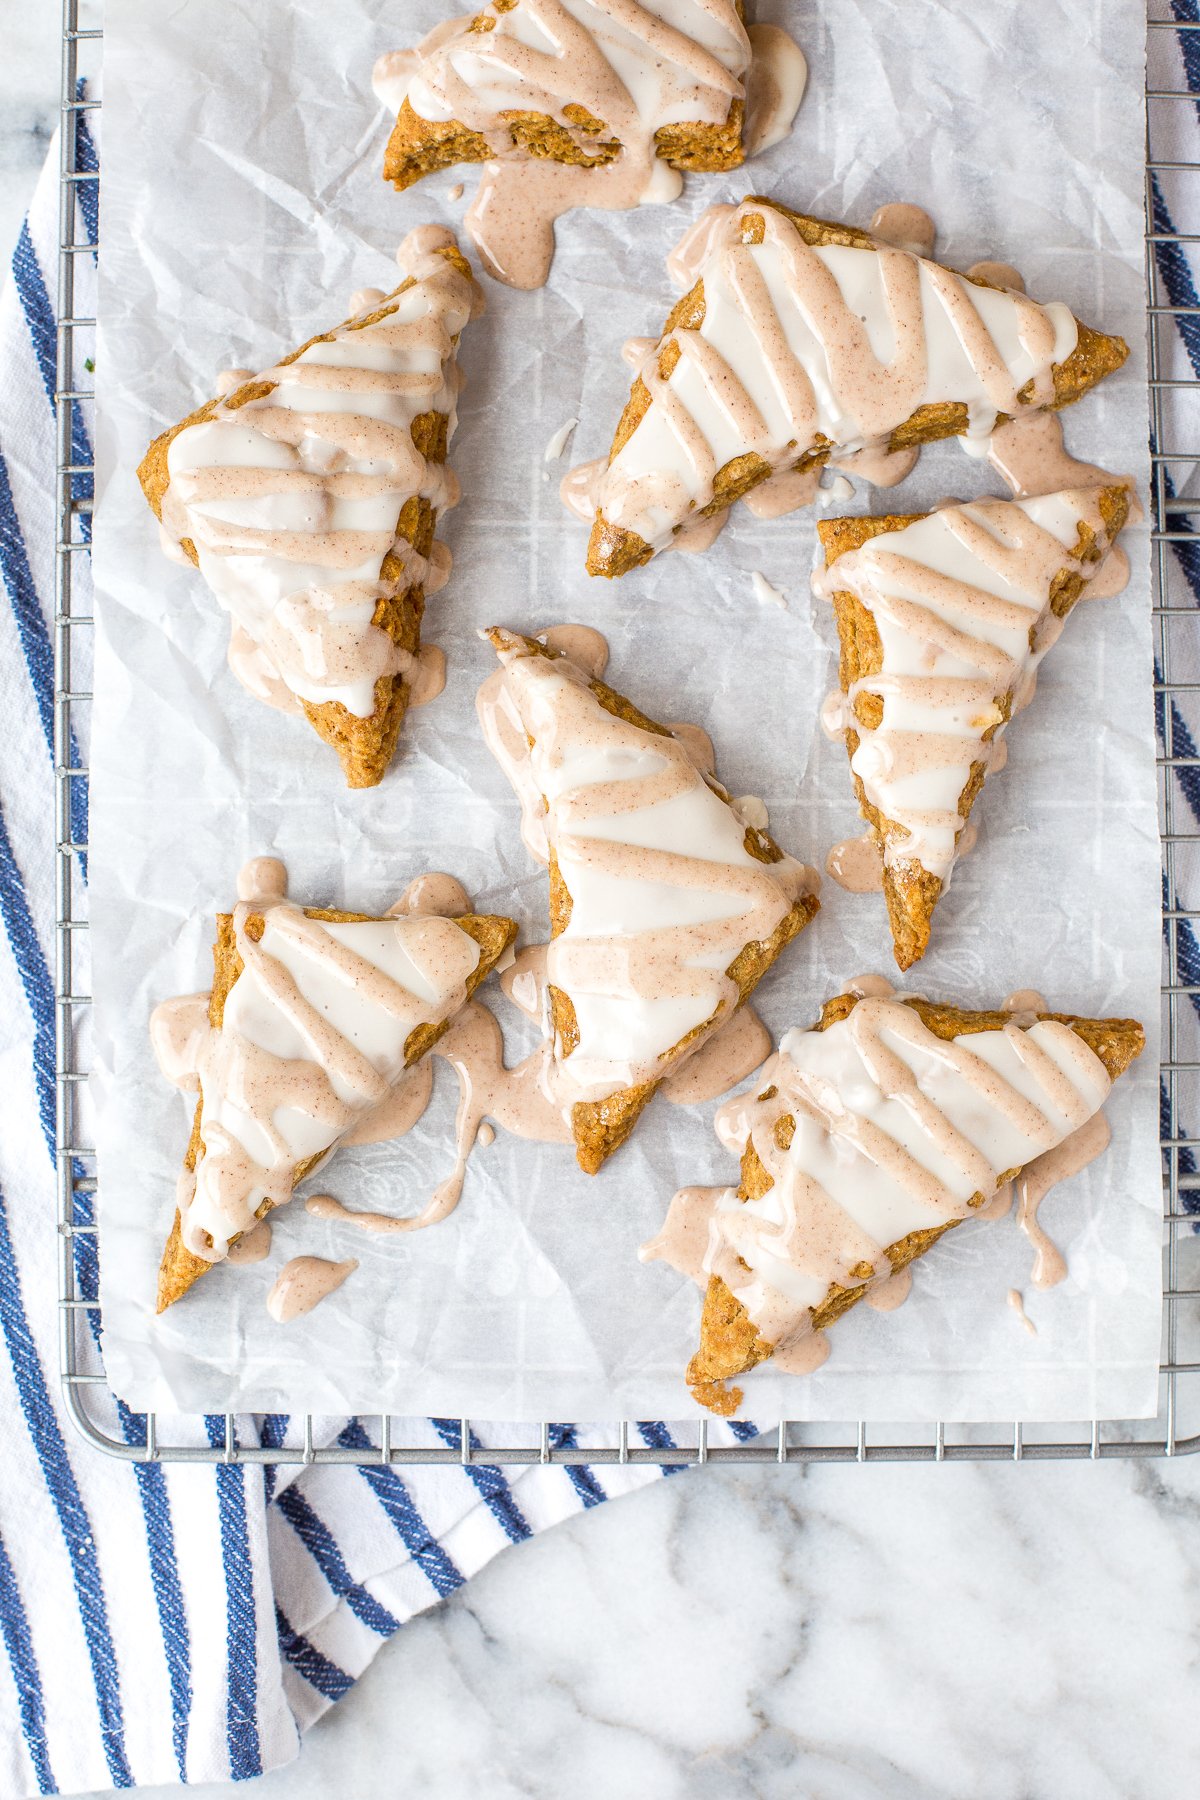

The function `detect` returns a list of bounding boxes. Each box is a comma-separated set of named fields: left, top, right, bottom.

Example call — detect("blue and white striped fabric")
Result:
left=1150, top=3, right=1200, bottom=1227
left=0, top=105, right=760, bottom=1800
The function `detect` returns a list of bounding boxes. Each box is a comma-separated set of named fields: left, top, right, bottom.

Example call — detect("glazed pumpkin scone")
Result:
left=581, top=197, right=1130, bottom=576
left=644, top=985, right=1144, bottom=1416
left=815, top=483, right=1134, bottom=969
left=138, top=225, right=484, bottom=789
left=374, top=4, right=807, bottom=289
left=149, top=856, right=517, bottom=1311
left=477, top=626, right=820, bottom=1173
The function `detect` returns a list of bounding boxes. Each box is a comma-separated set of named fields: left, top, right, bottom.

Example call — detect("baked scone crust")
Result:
left=687, top=991, right=1146, bottom=1415
left=156, top=903, right=517, bottom=1312
left=384, top=97, right=746, bottom=191
left=586, top=199, right=1130, bottom=577
left=137, top=244, right=476, bottom=788
left=818, top=484, right=1132, bottom=969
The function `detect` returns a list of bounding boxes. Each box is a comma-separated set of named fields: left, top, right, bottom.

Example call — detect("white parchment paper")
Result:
left=91, top=0, right=1161, bottom=1422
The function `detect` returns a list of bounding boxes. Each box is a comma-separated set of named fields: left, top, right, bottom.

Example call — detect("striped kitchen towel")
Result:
left=0, top=98, right=761, bottom=1800
left=1150, top=1, right=1200, bottom=1213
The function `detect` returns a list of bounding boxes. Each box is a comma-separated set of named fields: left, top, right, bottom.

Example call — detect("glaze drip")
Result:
left=307, top=1003, right=572, bottom=1237
left=266, top=1255, right=357, bottom=1322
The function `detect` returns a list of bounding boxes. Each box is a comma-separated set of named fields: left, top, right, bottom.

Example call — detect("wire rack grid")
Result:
left=53, top=2, right=1200, bottom=1469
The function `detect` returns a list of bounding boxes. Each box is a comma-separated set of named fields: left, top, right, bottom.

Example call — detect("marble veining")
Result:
left=0, top=12, right=60, bottom=282
left=77, top=1454, right=1200, bottom=1798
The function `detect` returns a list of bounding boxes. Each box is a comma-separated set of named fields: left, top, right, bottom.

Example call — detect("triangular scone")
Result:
left=151, top=859, right=517, bottom=1311
left=680, top=990, right=1145, bottom=1415
left=815, top=484, right=1133, bottom=969
left=375, top=5, right=763, bottom=286
left=585, top=197, right=1129, bottom=576
left=478, top=628, right=820, bottom=1173
left=137, top=226, right=483, bottom=788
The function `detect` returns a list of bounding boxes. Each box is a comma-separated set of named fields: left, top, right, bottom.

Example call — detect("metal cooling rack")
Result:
left=54, top=1, right=1200, bottom=1468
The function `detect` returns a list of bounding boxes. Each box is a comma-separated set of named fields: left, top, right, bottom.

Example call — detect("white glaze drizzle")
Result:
left=750, top=570, right=786, bottom=608
left=160, top=227, right=481, bottom=721
left=544, top=417, right=579, bottom=461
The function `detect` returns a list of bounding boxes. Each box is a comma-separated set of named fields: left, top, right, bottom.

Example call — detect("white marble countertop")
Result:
left=0, top=11, right=59, bottom=280
left=74, top=1451, right=1200, bottom=1798
left=10, top=13, right=1197, bottom=1800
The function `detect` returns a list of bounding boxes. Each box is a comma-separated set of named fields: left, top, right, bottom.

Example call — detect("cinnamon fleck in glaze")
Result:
left=266, top=1255, right=357, bottom=1322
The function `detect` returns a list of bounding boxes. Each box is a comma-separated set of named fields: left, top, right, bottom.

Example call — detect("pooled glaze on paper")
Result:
left=750, top=570, right=786, bottom=608
left=660, top=1005, right=771, bottom=1106
left=870, top=202, right=936, bottom=258
left=742, top=23, right=808, bottom=155
left=582, top=197, right=1082, bottom=556
left=149, top=992, right=210, bottom=1093
left=1007, top=1287, right=1038, bottom=1335
left=478, top=627, right=818, bottom=1103
left=640, top=1184, right=724, bottom=1285
left=538, top=622, right=609, bottom=677
left=266, top=1255, right=358, bottom=1322
left=159, top=227, right=480, bottom=721
left=1015, top=1109, right=1112, bottom=1287
left=685, top=996, right=1114, bottom=1373
left=967, top=260, right=1026, bottom=294
left=150, top=857, right=483, bottom=1262
left=339, top=1060, right=436, bottom=1147
left=500, top=943, right=551, bottom=1021
left=1004, top=987, right=1050, bottom=1026
left=987, top=411, right=1122, bottom=500
left=389, top=871, right=474, bottom=919
left=864, top=1265, right=913, bottom=1312
left=742, top=465, right=821, bottom=519
left=374, top=4, right=806, bottom=290
left=306, top=1003, right=572, bottom=1241
left=825, top=834, right=884, bottom=894
left=226, top=1218, right=272, bottom=1265
left=813, top=486, right=1129, bottom=884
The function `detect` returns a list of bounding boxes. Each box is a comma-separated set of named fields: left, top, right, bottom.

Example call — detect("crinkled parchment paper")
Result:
left=90, top=0, right=1160, bottom=1421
